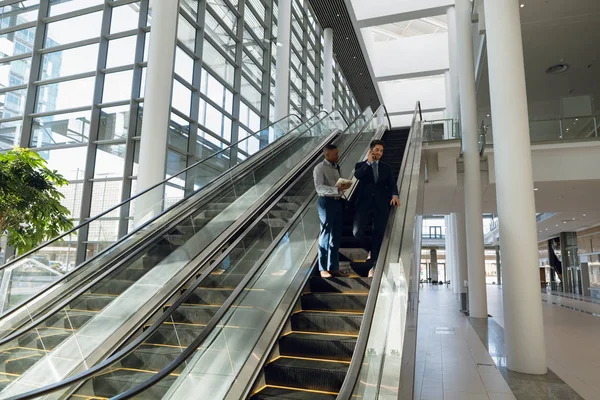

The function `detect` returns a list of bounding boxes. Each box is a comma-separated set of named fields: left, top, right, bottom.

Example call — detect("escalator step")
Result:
left=169, top=304, right=218, bottom=324
left=279, top=332, right=356, bottom=361
left=187, top=288, right=234, bottom=305
left=291, top=311, right=362, bottom=335
left=202, top=273, right=246, bottom=288
left=90, top=279, right=132, bottom=295
left=264, top=358, right=348, bottom=393
left=301, top=293, right=367, bottom=312
left=308, top=276, right=371, bottom=293
left=120, top=344, right=187, bottom=373
left=90, top=369, right=176, bottom=399
left=251, top=387, right=336, bottom=400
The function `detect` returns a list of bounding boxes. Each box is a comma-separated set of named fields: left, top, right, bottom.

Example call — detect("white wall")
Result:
left=381, top=75, right=446, bottom=113
left=364, top=30, right=449, bottom=80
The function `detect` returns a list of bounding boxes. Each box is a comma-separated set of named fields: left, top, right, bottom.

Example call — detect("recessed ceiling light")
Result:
left=487, top=114, right=490, bottom=117
left=563, top=221, right=567, bottom=224
left=572, top=218, right=576, bottom=220
left=520, top=4, right=525, bottom=7
left=534, top=188, right=539, bottom=191
left=566, top=128, right=570, bottom=131
left=583, top=214, right=587, bottom=216
left=546, top=229, right=549, bottom=231
left=546, top=64, right=569, bottom=74
left=336, top=13, right=340, bottom=17
left=556, top=225, right=559, bottom=227
left=575, top=118, right=579, bottom=121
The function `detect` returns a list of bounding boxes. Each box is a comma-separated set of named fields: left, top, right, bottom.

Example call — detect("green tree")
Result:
left=0, top=148, right=73, bottom=255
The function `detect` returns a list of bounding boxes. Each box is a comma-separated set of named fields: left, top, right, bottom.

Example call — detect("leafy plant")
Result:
left=0, top=148, right=73, bottom=255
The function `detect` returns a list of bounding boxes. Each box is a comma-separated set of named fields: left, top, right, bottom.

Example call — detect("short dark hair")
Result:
left=324, top=144, right=337, bottom=152
left=370, top=140, right=385, bottom=149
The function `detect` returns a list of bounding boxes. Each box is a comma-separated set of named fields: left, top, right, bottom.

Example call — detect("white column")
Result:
left=135, top=0, right=179, bottom=226
left=484, top=0, right=547, bottom=374
left=446, top=6, right=460, bottom=120
left=322, top=28, right=334, bottom=112
left=444, top=72, right=452, bottom=139
left=450, top=214, right=460, bottom=294
left=455, top=210, right=469, bottom=300
left=274, top=0, right=292, bottom=120
left=456, top=0, right=487, bottom=319
left=444, top=215, right=452, bottom=285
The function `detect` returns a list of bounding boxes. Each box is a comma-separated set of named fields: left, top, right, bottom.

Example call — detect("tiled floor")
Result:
left=415, top=285, right=516, bottom=400
left=487, top=286, right=600, bottom=400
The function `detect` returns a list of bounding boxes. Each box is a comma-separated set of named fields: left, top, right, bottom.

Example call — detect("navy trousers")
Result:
left=317, top=197, right=344, bottom=272
left=353, top=204, right=389, bottom=262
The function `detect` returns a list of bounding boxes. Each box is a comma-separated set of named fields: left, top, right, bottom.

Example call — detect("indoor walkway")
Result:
left=415, top=285, right=516, bottom=400
left=487, top=286, right=600, bottom=400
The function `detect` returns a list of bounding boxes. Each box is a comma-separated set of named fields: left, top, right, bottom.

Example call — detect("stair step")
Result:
left=279, top=332, right=356, bottom=362
left=90, top=369, right=176, bottom=399
left=168, top=304, right=218, bottom=325
left=90, top=279, right=132, bottom=296
left=251, top=386, right=336, bottom=400
left=72, top=294, right=117, bottom=312
left=187, top=288, right=234, bottom=305
left=120, top=344, right=187, bottom=373
left=291, top=311, right=362, bottom=335
left=308, top=277, right=371, bottom=293
left=264, top=358, right=348, bottom=393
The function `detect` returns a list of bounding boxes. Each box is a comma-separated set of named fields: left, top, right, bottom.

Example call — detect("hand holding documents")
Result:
left=336, top=178, right=353, bottom=190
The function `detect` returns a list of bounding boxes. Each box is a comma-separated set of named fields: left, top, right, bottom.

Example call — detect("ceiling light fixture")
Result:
left=487, top=114, right=490, bottom=117
left=583, top=214, right=587, bottom=216
left=520, top=4, right=525, bottom=7
left=534, top=188, right=539, bottom=191
left=546, top=64, right=569, bottom=74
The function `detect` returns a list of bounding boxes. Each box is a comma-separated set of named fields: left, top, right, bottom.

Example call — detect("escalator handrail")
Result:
left=337, top=102, right=423, bottom=399
left=4, top=109, right=373, bottom=400
left=0, top=111, right=342, bottom=347
left=1, top=113, right=303, bottom=270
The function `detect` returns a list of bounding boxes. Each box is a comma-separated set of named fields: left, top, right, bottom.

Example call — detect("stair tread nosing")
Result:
left=252, top=387, right=337, bottom=400
left=264, top=358, right=348, bottom=393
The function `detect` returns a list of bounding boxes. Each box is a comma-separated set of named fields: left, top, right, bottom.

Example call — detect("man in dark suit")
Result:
left=353, top=139, right=400, bottom=277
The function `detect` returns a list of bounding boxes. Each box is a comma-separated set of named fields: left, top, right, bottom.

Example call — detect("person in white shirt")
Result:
left=313, top=144, right=351, bottom=278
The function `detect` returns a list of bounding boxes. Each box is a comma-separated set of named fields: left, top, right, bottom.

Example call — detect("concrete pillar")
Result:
left=445, top=215, right=454, bottom=287
left=430, top=249, right=439, bottom=283
left=322, top=28, right=334, bottom=112
left=446, top=6, right=460, bottom=121
left=444, top=71, right=453, bottom=139
left=274, top=0, right=292, bottom=119
left=484, top=0, right=547, bottom=374
left=456, top=209, right=469, bottom=310
left=496, top=245, right=502, bottom=285
left=456, top=0, right=488, bottom=319
left=135, top=0, right=179, bottom=226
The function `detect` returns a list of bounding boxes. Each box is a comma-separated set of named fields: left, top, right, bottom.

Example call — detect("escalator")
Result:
left=249, top=128, right=410, bottom=399
left=0, top=105, right=424, bottom=400
left=0, top=111, right=349, bottom=396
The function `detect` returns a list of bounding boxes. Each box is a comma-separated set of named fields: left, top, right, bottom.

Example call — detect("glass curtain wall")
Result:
left=0, top=0, right=361, bottom=265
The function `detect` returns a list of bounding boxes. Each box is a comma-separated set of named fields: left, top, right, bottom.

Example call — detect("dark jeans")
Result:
left=317, top=197, right=344, bottom=272
left=353, top=204, right=389, bottom=262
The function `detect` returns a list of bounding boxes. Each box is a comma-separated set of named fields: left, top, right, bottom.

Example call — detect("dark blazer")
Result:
left=353, top=161, right=399, bottom=210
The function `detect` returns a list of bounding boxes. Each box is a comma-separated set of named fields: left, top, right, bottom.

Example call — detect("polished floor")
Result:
left=415, top=285, right=516, bottom=400
left=415, top=284, right=600, bottom=399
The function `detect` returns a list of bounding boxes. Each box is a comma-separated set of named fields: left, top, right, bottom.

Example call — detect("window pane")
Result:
left=45, top=11, right=103, bottom=48
left=177, top=13, right=196, bottom=52
left=174, top=46, right=194, bottom=83
left=241, top=77, right=261, bottom=111
left=94, top=143, right=126, bottom=178
left=36, top=77, right=95, bottom=113
left=207, top=1, right=237, bottom=30
left=110, top=3, right=141, bottom=34
left=181, top=0, right=200, bottom=19
left=0, top=29, right=35, bottom=59
left=243, top=29, right=263, bottom=65
left=202, top=41, right=234, bottom=86
left=89, top=180, right=123, bottom=220
left=99, top=105, right=129, bottom=140
left=41, top=44, right=99, bottom=80
left=240, top=101, right=260, bottom=132
left=204, top=11, right=235, bottom=59
left=242, top=52, right=262, bottom=86
left=247, top=0, right=265, bottom=20
left=199, top=99, right=231, bottom=141
left=49, top=0, right=103, bottom=16
left=0, top=1, right=39, bottom=28
left=168, top=114, right=190, bottom=151
left=172, top=80, right=192, bottom=115
left=1, top=88, right=27, bottom=116
left=106, top=36, right=136, bottom=68
left=201, top=69, right=233, bottom=114
left=103, top=70, right=133, bottom=103
left=0, top=58, right=30, bottom=88
left=0, top=120, right=22, bottom=150
left=244, top=9, right=264, bottom=41
left=31, top=110, right=91, bottom=146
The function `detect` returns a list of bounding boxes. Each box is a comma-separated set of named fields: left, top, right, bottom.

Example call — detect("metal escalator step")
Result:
left=279, top=332, right=356, bottom=362
left=72, top=294, right=117, bottom=312
left=301, top=292, right=368, bottom=312
left=145, top=324, right=205, bottom=347
left=187, top=288, right=234, bottom=305
left=168, top=304, right=218, bottom=325
left=251, top=386, right=336, bottom=400
left=90, top=369, right=176, bottom=399
left=202, top=273, right=246, bottom=288
left=17, top=328, right=71, bottom=351
left=264, top=357, right=348, bottom=393
left=290, top=311, right=362, bottom=335
left=115, top=267, right=150, bottom=281
left=338, top=248, right=368, bottom=262
left=5, top=352, right=41, bottom=375
left=308, top=276, right=371, bottom=293
left=90, top=279, right=133, bottom=296
left=120, top=344, right=187, bottom=374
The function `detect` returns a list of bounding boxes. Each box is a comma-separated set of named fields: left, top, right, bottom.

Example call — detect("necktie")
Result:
left=373, top=162, right=379, bottom=183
